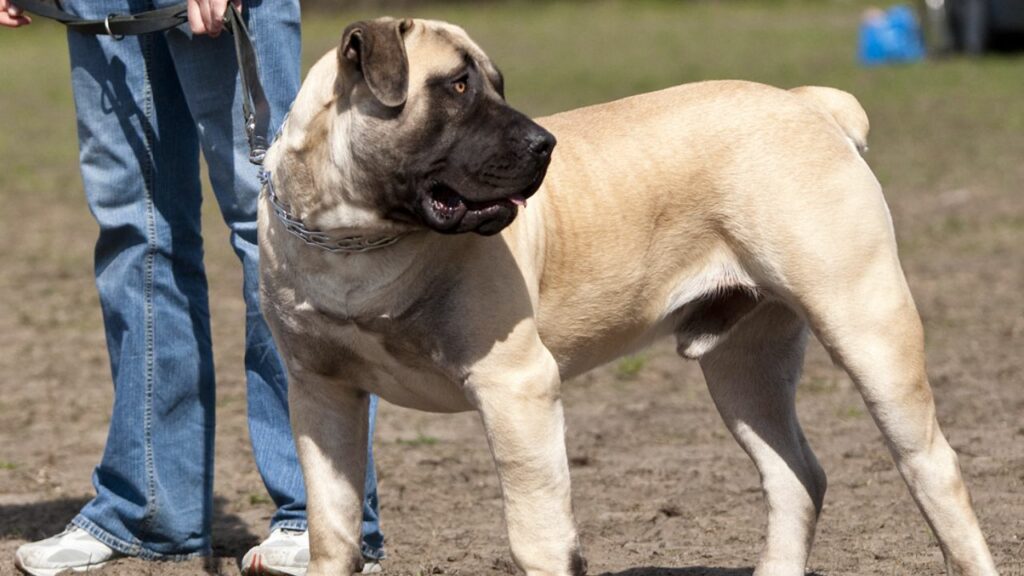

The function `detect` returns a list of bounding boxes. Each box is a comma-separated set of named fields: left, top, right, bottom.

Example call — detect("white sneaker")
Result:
left=241, top=528, right=310, bottom=576
left=360, top=560, right=383, bottom=573
left=240, top=528, right=384, bottom=575
left=14, top=526, right=123, bottom=576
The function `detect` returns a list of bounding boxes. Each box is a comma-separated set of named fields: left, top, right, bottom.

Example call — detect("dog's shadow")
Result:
left=599, top=568, right=824, bottom=576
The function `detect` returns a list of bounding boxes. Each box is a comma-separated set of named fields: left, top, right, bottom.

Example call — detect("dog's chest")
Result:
left=291, top=303, right=475, bottom=413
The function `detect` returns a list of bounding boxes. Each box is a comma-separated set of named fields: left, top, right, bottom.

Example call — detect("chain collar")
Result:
left=262, top=171, right=406, bottom=253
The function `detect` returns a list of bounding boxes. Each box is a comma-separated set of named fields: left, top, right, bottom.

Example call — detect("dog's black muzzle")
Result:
left=419, top=113, right=556, bottom=236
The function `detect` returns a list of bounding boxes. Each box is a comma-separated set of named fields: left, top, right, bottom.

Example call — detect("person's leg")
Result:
left=60, top=0, right=214, bottom=560
left=361, top=395, right=385, bottom=561
left=161, top=0, right=306, bottom=531
left=160, top=0, right=384, bottom=555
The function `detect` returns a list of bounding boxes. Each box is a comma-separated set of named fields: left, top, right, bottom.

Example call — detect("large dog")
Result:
left=258, top=18, right=999, bottom=576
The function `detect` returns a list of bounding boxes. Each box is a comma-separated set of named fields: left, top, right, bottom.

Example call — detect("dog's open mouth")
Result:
left=422, top=181, right=528, bottom=232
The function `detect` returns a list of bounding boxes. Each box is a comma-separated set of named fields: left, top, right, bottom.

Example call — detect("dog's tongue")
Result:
left=509, top=194, right=528, bottom=207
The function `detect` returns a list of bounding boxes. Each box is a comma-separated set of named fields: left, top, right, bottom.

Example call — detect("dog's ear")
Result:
left=340, top=18, right=413, bottom=108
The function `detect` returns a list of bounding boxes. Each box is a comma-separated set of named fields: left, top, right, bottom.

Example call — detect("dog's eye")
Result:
left=451, top=74, right=469, bottom=95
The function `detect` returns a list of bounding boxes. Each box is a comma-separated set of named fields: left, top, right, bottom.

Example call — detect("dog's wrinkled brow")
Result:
left=426, top=26, right=503, bottom=96
left=426, top=52, right=474, bottom=86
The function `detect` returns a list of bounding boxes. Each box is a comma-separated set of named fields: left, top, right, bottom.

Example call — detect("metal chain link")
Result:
left=262, top=171, right=405, bottom=254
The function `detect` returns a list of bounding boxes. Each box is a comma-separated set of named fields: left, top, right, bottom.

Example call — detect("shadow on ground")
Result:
left=1, top=496, right=259, bottom=559
left=0, top=497, right=90, bottom=541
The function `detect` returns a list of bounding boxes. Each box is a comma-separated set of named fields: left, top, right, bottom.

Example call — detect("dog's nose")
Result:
left=526, top=130, right=556, bottom=158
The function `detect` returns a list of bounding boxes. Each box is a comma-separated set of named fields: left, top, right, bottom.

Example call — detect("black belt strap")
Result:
left=12, top=0, right=270, bottom=165
left=11, top=0, right=188, bottom=35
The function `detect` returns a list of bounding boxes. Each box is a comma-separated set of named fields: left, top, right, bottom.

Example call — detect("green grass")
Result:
left=615, top=355, right=647, bottom=381
left=802, top=376, right=838, bottom=394
left=4, top=1, right=1022, bottom=204
left=248, top=492, right=272, bottom=506
left=838, top=405, right=866, bottom=420
left=397, top=433, right=440, bottom=447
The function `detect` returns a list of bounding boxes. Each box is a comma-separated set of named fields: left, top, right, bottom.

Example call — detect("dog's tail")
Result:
left=790, top=86, right=870, bottom=154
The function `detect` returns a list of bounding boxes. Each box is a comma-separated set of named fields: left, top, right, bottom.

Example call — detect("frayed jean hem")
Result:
left=71, top=514, right=210, bottom=561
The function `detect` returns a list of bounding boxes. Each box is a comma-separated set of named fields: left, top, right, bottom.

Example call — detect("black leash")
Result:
left=12, top=0, right=270, bottom=165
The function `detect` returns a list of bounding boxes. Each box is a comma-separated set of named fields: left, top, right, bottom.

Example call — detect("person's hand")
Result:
left=187, top=0, right=241, bottom=37
left=0, top=0, right=32, bottom=28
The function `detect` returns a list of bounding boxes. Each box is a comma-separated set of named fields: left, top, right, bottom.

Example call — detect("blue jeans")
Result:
left=61, top=0, right=383, bottom=560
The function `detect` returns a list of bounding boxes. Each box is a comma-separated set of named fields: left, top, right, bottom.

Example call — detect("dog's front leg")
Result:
left=469, top=346, right=585, bottom=576
left=289, top=370, right=369, bottom=576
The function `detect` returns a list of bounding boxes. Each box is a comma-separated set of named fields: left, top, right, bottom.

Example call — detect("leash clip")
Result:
left=104, top=14, right=125, bottom=40
left=245, top=112, right=267, bottom=165
left=228, top=4, right=270, bottom=166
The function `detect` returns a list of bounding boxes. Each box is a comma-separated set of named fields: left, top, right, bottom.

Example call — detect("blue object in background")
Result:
left=859, top=4, right=926, bottom=66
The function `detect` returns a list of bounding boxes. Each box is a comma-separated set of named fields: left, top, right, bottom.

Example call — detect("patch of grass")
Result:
left=938, top=214, right=969, bottom=236
left=838, top=405, right=866, bottom=419
left=999, top=215, right=1024, bottom=231
left=216, top=393, right=244, bottom=409
left=397, top=433, right=440, bottom=447
left=615, top=355, right=647, bottom=381
left=0, top=461, right=18, bottom=471
left=248, top=492, right=272, bottom=506
left=803, top=376, right=837, bottom=394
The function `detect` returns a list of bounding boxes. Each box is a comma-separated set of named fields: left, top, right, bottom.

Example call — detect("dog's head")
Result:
left=280, top=18, right=555, bottom=237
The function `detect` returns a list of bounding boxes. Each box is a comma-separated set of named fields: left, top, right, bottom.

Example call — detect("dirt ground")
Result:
left=2, top=122, right=1022, bottom=576
left=2, top=3, right=1023, bottom=576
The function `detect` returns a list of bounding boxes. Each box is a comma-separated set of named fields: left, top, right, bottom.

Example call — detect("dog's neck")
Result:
left=264, top=51, right=410, bottom=241
left=266, top=115, right=410, bottom=243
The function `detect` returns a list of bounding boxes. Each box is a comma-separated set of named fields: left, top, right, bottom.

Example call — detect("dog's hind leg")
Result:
left=790, top=251, right=998, bottom=575
left=760, top=161, right=998, bottom=575
left=696, top=301, right=825, bottom=576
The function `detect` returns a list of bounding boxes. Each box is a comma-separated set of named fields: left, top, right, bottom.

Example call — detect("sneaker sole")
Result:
left=241, top=552, right=306, bottom=576
left=240, top=552, right=382, bottom=575
left=15, top=556, right=110, bottom=576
